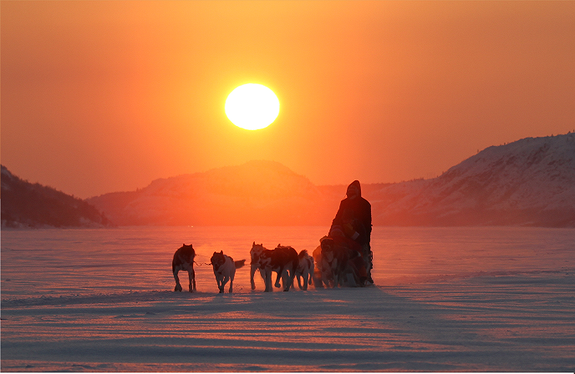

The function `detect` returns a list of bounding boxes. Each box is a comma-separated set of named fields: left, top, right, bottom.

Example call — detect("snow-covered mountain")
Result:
left=372, top=133, right=575, bottom=227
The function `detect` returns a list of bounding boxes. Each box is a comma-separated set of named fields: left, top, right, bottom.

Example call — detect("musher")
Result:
left=330, top=180, right=374, bottom=285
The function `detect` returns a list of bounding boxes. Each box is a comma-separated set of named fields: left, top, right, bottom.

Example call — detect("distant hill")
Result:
left=1, top=165, right=113, bottom=228
left=371, top=133, right=575, bottom=227
left=87, top=160, right=342, bottom=226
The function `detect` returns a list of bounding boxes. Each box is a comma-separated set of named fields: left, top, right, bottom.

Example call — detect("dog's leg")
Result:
left=174, top=269, right=182, bottom=292
left=268, top=270, right=274, bottom=292
left=321, top=258, right=331, bottom=288
left=310, top=262, right=315, bottom=286
left=228, top=276, right=233, bottom=293
left=263, top=270, right=268, bottom=292
left=281, top=270, right=288, bottom=291
left=188, top=270, right=192, bottom=292
left=297, top=274, right=304, bottom=290
left=313, top=261, right=323, bottom=288
left=217, top=275, right=223, bottom=293
left=308, top=271, right=313, bottom=287
left=220, top=276, right=228, bottom=293
left=274, top=267, right=283, bottom=288
left=258, top=268, right=267, bottom=291
left=188, top=268, right=196, bottom=292
left=250, top=264, right=258, bottom=290
left=290, top=263, right=297, bottom=290
left=332, top=258, right=340, bottom=288
left=286, top=266, right=296, bottom=291
left=264, top=269, right=273, bottom=292
left=322, top=256, right=334, bottom=288
left=308, top=261, right=314, bottom=288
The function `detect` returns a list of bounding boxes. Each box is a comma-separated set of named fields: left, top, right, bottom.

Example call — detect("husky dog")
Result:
left=295, top=250, right=314, bottom=290
left=250, top=242, right=298, bottom=292
left=312, top=245, right=327, bottom=288
left=320, top=236, right=362, bottom=288
left=210, top=251, right=246, bottom=293
left=172, top=243, right=196, bottom=292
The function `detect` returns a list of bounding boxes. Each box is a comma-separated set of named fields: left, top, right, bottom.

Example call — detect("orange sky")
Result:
left=2, top=1, right=575, bottom=198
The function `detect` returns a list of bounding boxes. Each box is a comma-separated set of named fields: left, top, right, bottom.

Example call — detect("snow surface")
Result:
left=1, top=226, right=574, bottom=372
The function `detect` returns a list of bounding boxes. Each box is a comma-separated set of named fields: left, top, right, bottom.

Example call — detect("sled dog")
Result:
left=172, top=243, right=196, bottom=292
left=320, top=236, right=361, bottom=287
left=312, top=245, right=328, bottom=288
left=210, top=251, right=246, bottom=293
left=295, top=250, right=314, bottom=290
left=250, top=242, right=298, bottom=292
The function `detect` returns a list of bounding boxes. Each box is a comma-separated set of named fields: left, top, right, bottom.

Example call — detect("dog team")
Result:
left=173, top=180, right=373, bottom=293
left=172, top=238, right=369, bottom=294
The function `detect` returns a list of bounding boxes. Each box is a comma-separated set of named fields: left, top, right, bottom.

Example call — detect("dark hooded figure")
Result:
left=330, top=180, right=374, bottom=284
left=332, top=180, right=372, bottom=245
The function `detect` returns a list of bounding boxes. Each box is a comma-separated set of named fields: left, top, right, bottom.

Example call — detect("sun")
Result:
left=225, top=84, right=280, bottom=130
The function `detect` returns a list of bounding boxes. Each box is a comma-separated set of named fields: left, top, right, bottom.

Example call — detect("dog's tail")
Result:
left=235, top=259, right=246, bottom=269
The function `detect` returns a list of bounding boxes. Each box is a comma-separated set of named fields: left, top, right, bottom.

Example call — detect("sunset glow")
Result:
left=2, top=1, right=575, bottom=198
left=225, top=84, right=280, bottom=130
left=2, top=2, right=575, bottom=371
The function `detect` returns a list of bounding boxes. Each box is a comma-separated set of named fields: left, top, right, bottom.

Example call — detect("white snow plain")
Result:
left=1, top=226, right=574, bottom=372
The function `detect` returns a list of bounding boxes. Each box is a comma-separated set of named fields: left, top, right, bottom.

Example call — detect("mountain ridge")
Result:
left=1, top=165, right=113, bottom=228
left=87, top=133, right=575, bottom=227
left=3, top=133, right=574, bottom=228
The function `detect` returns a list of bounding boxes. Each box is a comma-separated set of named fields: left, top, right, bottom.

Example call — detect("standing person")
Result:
left=330, top=180, right=374, bottom=284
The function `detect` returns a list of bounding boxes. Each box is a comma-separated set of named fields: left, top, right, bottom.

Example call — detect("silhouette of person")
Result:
left=330, top=180, right=373, bottom=284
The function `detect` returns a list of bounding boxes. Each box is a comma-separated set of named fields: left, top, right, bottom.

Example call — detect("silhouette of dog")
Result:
left=320, top=236, right=361, bottom=287
left=295, top=249, right=314, bottom=290
left=172, top=243, right=196, bottom=292
left=250, top=242, right=298, bottom=292
left=210, top=251, right=246, bottom=293
left=312, top=245, right=328, bottom=288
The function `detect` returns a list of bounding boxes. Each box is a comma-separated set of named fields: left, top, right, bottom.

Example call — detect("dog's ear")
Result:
left=220, top=250, right=223, bottom=254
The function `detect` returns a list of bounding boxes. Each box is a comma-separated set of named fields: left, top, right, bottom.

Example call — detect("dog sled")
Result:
left=313, top=227, right=373, bottom=288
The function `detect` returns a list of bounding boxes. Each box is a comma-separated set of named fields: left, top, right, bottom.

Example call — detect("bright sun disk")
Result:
left=225, top=84, right=280, bottom=130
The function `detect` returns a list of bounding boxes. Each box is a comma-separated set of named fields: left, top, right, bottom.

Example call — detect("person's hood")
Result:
left=347, top=180, right=361, bottom=197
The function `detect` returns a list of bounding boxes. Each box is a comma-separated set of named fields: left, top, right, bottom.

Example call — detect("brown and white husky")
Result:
left=295, top=249, right=314, bottom=290
left=210, top=251, right=246, bottom=293
left=250, top=242, right=298, bottom=292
